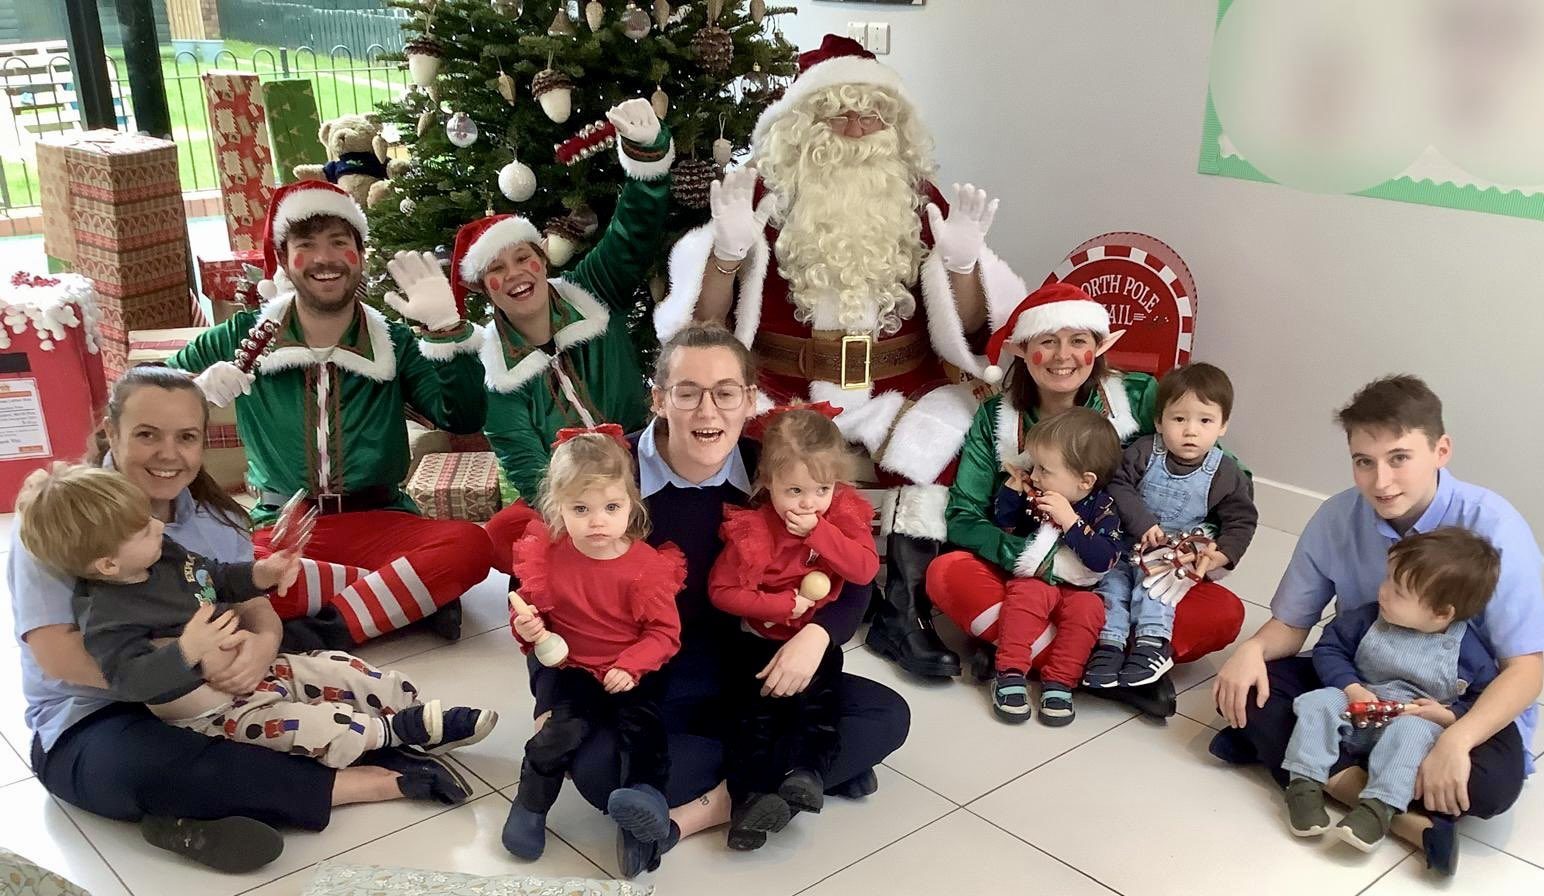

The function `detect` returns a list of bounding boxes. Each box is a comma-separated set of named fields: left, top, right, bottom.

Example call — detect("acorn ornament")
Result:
left=692, top=25, right=734, bottom=74
left=404, top=36, right=444, bottom=88
left=532, top=68, right=575, bottom=123
left=650, top=85, right=670, bottom=119
left=498, top=159, right=537, bottom=202
left=751, top=0, right=765, bottom=23
left=585, top=0, right=604, bottom=30
left=496, top=70, right=516, bottom=105
left=543, top=214, right=587, bottom=267
left=653, top=0, right=670, bottom=28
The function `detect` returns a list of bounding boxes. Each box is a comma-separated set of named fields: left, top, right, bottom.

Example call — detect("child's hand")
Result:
left=512, top=612, right=547, bottom=643
left=1190, top=546, right=1230, bottom=580
left=790, top=593, right=816, bottom=619
left=1344, top=683, right=1378, bottom=705
left=603, top=668, right=637, bottom=694
left=1139, top=526, right=1167, bottom=551
left=1032, top=490, right=1079, bottom=530
left=253, top=548, right=302, bottom=595
left=178, top=604, right=240, bottom=666
left=1405, top=698, right=1457, bottom=728
left=784, top=510, right=818, bottom=538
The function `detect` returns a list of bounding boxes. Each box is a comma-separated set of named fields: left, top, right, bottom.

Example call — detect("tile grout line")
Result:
left=44, top=791, right=137, bottom=896
left=788, top=804, right=963, bottom=896
left=1350, top=849, right=1417, bottom=896
left=959, top=805, right=1125, bottom=896
left=875, top=759, right=967, bottom=808
left=962, top=711, right=1145, bottom=808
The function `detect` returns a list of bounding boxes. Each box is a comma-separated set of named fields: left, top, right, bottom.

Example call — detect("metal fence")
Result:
left=215, top=0, right=407, bottom=54
left=0, top=40, right=411, bottom=215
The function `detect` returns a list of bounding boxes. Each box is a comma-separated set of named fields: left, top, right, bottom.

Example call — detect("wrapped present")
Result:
left=197, top=249, right=264, bottom=314
left=404, top=451, right=502, bottom=522
left=203, top=71, right=275, bottom=251
left=127, top=327, right=248, bottom=494
left=0, top=273, right=109, bottom=511
left=261, top=79, right=322, bottom=185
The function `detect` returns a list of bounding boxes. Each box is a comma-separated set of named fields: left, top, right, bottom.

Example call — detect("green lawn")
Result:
left=2, top=41, right=406, bottom=211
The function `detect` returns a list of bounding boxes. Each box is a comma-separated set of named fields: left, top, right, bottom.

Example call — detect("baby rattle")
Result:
left=766, top=570, right=831, bottom=630
left=509, top=590, right=570, bottom=667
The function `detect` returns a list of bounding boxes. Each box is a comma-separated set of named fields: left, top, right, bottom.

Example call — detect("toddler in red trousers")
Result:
left=501, top=426, right=686, bottom=868
left=986, top=408, right=1125, bottom=726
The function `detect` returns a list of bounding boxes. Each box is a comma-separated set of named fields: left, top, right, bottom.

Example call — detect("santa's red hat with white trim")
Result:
left=260, top=181, right=369, bottom=283
left=981, top=282, right=1117, bottom=384
left=751, top=33, right=916, bottom=148
left=450, top=214, right=542, bottom=308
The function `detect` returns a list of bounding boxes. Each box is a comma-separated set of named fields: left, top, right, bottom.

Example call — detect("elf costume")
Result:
left=928, top=285, right=1245, bottom=669
left=171, top=181, right=494, bottom=643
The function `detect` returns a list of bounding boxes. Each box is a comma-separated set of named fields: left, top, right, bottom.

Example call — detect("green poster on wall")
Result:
left=1199, top=0, right=1544, bottom=222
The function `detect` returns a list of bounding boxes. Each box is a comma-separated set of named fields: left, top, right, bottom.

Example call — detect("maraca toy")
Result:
left=765, top=570, right=832, bottom=630
left=509, top=591, right=570, bottom=667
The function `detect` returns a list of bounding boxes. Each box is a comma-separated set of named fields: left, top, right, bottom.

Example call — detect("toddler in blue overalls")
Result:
left=1282, top=527, right=1500, bottom=854
left=1085, top=363, right=1258, bottom=688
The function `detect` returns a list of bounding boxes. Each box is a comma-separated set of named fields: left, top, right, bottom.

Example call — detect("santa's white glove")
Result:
left=194, top=362, right=255, bottom=408
left=1142, top=565, right=1198, bottom=608
left=926, top=183, right=1000, bottom=274
left=384, top=250, right=462, bottom=331
left=605, top=97, right=661, bottom=146
left=708, top=165, right=769, bottom=263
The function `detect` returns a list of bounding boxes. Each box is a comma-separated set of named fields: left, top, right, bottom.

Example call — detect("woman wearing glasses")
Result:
left=518, top=322, right=910, bottom=877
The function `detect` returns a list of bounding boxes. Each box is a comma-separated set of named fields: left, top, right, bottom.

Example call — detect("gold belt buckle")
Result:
left=839, top=334, right=873, bottom=390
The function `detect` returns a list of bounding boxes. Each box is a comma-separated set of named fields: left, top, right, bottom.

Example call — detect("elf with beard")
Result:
left=656, top=35, right=1027, bottom=679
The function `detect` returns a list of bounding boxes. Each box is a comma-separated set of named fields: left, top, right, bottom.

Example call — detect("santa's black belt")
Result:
left=259, top=485, right=396, bottom=517
left=754, top=329, right=928, bottom=390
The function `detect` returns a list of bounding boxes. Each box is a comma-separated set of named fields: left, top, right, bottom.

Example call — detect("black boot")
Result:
left=427, top=598, right=463, bottom=641
left=864, top=533, right=961, bottom=679
left=278, top=606, right=355, bottom=652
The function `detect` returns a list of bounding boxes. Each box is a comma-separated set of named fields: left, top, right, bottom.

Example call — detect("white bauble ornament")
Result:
left=623, top=2, right=650, bottom=39
left=445, top=112, right=479, bottom=147
left=498, top=160, right=537, bottom=202
left=585, top=0, right=605, bottom=31
left=399, top=197, right=417, bottom=215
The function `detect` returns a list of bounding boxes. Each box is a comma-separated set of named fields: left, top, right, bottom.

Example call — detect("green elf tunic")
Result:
left=169, top=303, right=485, bottom=526
left=480, top=127, right=673, bottom=501
left=945, top=371, right=1155, bottom=584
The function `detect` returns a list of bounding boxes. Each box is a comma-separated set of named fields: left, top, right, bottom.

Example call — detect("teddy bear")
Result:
left=293, top=113, right=408, bottom=208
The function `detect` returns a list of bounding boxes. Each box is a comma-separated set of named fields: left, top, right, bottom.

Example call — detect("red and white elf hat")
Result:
left=260, top=181, right=369, bottom=288
left=981, top=282, right=1114, bottom=384
left=751, top=33, right=916, bottom=149
left=449, top=213, right=542, bottom=308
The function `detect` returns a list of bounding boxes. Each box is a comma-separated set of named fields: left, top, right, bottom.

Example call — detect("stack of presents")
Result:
left=5, top=72, right=502, bottom=521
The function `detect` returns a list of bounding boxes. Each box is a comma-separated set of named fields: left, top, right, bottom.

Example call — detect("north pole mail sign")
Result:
left=1043, top=232, right=1197, bottom=377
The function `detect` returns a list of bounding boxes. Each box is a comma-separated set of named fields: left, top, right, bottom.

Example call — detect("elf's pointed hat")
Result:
left=256, top=181, right=368, bottom=301
left=450, top=214, right=543, bottom=307
left=981, top=282, right=1121, bottom=384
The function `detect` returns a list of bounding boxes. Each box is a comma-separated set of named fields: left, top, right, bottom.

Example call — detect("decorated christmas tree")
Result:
left=368, top=0, right=798, bottom=333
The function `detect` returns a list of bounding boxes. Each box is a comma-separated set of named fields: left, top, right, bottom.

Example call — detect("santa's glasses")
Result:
left=824, top=111, right=886, bottom=132
left=663, top=382, right=750, bottom=411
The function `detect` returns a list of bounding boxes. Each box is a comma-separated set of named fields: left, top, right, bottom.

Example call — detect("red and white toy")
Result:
left=1342, top=700, right=1410, bottom=729
left=555, top=120, right=617, bottom=166
left=1136, top=529, right=1216, bottom=607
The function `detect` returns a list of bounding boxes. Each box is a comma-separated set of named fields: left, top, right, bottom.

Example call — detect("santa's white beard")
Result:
left=769, top=129, right=924, bottom=335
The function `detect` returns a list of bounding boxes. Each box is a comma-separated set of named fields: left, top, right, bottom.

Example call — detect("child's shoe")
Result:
left=1117, top=636, right=1173, bottom=687
left=1284, top=777, right=1331, bottom=836
left=992, top=671, right=1032, bottom=723
left=502, top=804, right=548, bottom=860
left=1335, top=798, right=1396, bottom=852
left=390, top=700, right=499, bottom=753
left=1081, top=642, right=1125, bottom=688
left=1038, top=684, right=1076, bottom=727
left=727, top=793, right=791, bottom=851
left=778, top=768, right=825, bottom=814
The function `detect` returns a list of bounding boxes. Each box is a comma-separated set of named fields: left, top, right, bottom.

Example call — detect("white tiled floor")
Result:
left=3, top=518, right=1541, bottom=895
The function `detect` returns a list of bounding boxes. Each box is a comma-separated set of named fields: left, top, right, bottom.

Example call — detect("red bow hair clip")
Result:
left=744, top=401, right=843, bottom=441
left=552, top=422, right=630, bottom=452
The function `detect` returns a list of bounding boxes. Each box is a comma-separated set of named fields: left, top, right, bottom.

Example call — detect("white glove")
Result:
left=708, top=165, right=770, bottom=263
left=194, top=362, right=255, bottom=408
left=926, top=183, right=1000, bottom=274
left=606, top=97, right=661, bottom=146
left=384, top=250, right=462, bottom=331
left=1143, top=567, right=1197, bottom=608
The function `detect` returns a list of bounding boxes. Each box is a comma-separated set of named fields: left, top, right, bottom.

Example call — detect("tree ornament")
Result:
left=532, top=68, right=575, bottom=123
left=650, top=85, right=670, bottom=119
left=570, top=203, right=600, bottom=237
left=446, top=112, right=479, bottom=147
left=671, top=158, right=720, bottom=209
left=381, top=122, right=401, bottom=143
left=427, top=82, right=441, bottom=103
left=653, top=0, right=670, bottom=28
left=498, top=159, right=538, bottom=202
left=497, top=70, right=517, bottom=105
left=623, top=2, right=651, bottom=39
left=555, top=119, right=617, bottom=165
left=692, top=26, right=734, bottom=74
left=416, top=108, right=437, bottom=138
left=400, top=197, right=417, bottom=215
left=712, top=113, right=732, bottom=167
left=708, top=0, right=723, bottom=21
left=404, top=36, right=445, bottom=88
left=543, top=215, right=587, bottom=267
left=549, top=5, right=578, bottom=37
left=751, top=0, right=765, bottom=23
left=585, top=0, right=605, bottom=31
left=490, top=0, right=524, bottom=15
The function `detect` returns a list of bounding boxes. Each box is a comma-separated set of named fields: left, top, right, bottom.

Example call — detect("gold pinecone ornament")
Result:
left=671, top=158, right=720, bottom=209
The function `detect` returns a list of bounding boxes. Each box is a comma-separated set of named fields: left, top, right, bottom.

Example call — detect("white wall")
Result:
left=783, top=0, right=1544, bottom=536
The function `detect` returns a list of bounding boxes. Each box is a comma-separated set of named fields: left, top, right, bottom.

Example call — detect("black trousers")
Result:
left=1219, top=655, right=1527, bottom=819
left=723, top=633, right=845, bottom=799
left=516, top=666, right=669, bottom=814
left=32, top=703, right=335, bottom=831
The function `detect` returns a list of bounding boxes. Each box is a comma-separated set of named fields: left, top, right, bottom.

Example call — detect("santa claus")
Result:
left=655, top=35, right=1027, bottom=678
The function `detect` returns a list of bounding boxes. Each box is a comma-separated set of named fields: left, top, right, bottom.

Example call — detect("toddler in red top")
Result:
left=501, top=428, right=686, bottom=867
left=709, top=407, right=880, bottom=851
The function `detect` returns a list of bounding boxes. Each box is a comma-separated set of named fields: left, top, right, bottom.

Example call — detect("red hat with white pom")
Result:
left=257, top=181, right=369, bottom=301
left=449, top=214, right=542, bottom=308
left=981, top=282, right=1120, bottom=384
left=751, top=34, right=916, bottom=148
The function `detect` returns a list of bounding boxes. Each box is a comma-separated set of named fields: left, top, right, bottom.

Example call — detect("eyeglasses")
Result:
left=824, top=112, right=886, bottom=131
left=663, top=383, right=750, bottom=411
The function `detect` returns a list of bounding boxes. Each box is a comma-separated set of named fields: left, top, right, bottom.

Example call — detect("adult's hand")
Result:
left=605, top=97, right=661, bottom=146
left=708, top=166, right=768, bottom=262
left=206, top=628, right=280, bottom=696
left=926, top=183, right=999, bottom=274
left=1415, top=732, right=1472, bottom=816
left=193, top=362, right=254, bottom=408
left=1212, top=639, right=1269, bottom=729
left=757, top=624, right=830, bottom=697
left=385, top=250, right=462, bottom=331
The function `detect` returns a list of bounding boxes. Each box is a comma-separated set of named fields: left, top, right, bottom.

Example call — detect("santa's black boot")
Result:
left=865, top=533, right=960, bottom=679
